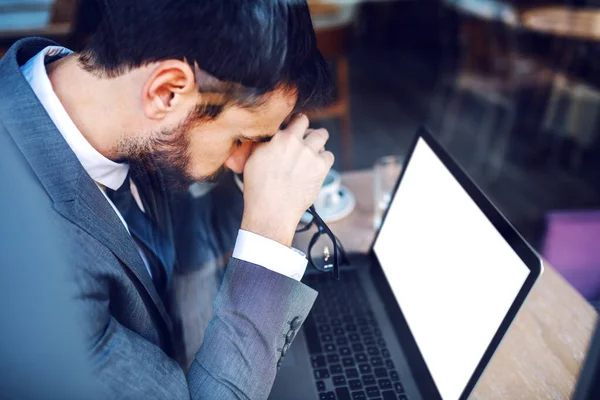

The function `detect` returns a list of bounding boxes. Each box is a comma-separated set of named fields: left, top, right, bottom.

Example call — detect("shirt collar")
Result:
left=20, top=46, right=129, bottom=191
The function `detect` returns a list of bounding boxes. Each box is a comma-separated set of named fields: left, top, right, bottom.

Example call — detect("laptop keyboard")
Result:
left=303, top=270, right=409, bottom=400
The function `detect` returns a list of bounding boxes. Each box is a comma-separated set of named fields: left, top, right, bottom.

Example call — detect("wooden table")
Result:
left=295, top=170, right=598, bottom=399
left=520, top=6, right=600, bottom=42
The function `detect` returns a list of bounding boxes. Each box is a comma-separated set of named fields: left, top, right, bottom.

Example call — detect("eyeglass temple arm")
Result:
left=309, top=206, right=348, bottom=260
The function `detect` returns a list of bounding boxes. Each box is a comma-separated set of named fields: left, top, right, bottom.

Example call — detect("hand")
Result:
left=241, top=114, right=334, bottom=247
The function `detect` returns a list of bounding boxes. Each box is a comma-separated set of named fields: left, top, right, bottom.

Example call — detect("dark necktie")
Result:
left=106, top=177, right=174, bottom=298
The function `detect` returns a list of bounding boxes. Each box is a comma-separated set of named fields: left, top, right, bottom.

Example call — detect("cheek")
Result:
left=185, top=126, right=233, bottom=172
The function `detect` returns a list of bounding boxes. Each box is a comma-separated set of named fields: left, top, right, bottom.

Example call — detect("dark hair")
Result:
left=79, top=0, right=332, bottom=116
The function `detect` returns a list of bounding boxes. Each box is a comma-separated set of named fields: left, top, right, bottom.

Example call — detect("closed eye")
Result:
left=237, top=134, right=273, bottom=145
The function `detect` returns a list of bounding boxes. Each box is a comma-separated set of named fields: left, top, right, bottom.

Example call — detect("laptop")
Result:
left=269, top=127, right=543, bottom=400
left=572, top=321, right=600, bottom=400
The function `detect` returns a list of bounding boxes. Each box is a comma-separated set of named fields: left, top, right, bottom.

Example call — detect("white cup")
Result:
left=314, top=169, right=342, bottom=213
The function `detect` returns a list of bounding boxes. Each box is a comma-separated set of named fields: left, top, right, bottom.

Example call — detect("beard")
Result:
left=118, top=112, right=226, bottom=192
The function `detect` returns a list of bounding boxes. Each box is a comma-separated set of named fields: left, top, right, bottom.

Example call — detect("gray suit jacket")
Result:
left=0, top=38, right=318, bottom=399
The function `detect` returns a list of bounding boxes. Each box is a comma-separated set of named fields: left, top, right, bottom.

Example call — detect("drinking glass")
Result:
left=373, top=155, right=403, bottom=230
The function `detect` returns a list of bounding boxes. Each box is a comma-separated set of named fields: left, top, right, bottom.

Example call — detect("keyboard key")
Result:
left=349, top=333, right=360, bottom=342
left=352, top=391, right=367, bottom=400
left=382, top=390, right=397, bottom=400
left=395, top=382, right=404, bottom=394
left=335, top=387, right=352, bottom=400
left=311, top=355, right=326, bottom=368
left=364, top=337, right=376, bottom=346
left=379, top=379, right=392, bottom=390
left=331, top=318, right=342, bottom=326
left=363, top=374, right=375, bottom=386
left=333, top=375, right=347, bottom=386
left=399, top=395, right=408, bottom=400
left=334, top=327, right=345, bottom=336
left=366, top=386, right=380, bottom=398
left=320, top=391, right=335, bottom=400
left=342, top=357, right=355, bottom=367
left=352, top=343, right=364, bottom=352
left=346, top=324, right=357, bottom=332
left=322, top=334, right=333, bottom=342
left=330, top=364, right=343, bottom=374
left=340, top=347, right=352, bottom=356
left=386, top=360, right=395, bottom=370
left=328, top=354, right=340, bottom=364
left=346, top=368, right=359, bottom=378
left=343, top=315, right=354, bottom=323
left=304, top=316, right=322, bottom=354
left=390, top=371, right=399, bottom=382
left=336, top=337, right=349, bottom=346
left=356, top=353, right=368, bottom=363
left=316, top=315, right=327, bottom=323
left=349, top=379, right=362, bottom=390
left=356, top=317, right=367, bottom=325
left=374, top=367, right=388, bottom=378
left=378, top=339, right=387, bottom=347
left=320, top=325, right=331, bottom=333
left=373, top=328, right=382, bottom=337
left=370, top=357, right=383, bottom=367
left=359, top=364, right=371, bottom=374
left=316, top=380, right=326, bottom=392
left=360, top=327, right=373, bottom=335
left=367, top=347, right=379, bottom=356
left=381, top=349, right=390, bottom=358
left=325, top=343, right=336, bottom=353
left=314, top=369, right=330, bottom=379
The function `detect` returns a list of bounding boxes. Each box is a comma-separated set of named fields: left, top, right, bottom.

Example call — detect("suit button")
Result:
left=291, top=316, right=302, bottom=330
left=282, top=343, right=290, bottom=356
left=286, top=330, right=295, bottom=343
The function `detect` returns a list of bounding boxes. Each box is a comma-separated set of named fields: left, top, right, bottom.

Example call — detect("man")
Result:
left=0, top=1, right=333, bottom=398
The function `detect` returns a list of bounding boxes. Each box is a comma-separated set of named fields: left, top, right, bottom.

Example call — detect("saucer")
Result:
left=301, top=186, right=356, bottom=224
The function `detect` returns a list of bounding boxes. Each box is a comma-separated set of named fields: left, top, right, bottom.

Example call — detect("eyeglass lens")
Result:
left=309, top=232, right=336, bottom=273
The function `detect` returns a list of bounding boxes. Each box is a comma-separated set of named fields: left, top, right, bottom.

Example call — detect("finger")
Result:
left=284, top=113, right=310, bottom=139
left=302, top=129, right=315, bottom=139
left=304, top=128, right=329, bottom=152
left=320, top=150, right=335, bottom=168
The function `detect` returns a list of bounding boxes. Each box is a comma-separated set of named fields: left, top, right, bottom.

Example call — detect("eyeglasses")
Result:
left=296, top=205, right=349, bottom=280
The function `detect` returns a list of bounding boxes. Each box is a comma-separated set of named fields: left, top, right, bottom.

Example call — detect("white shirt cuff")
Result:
left=232, top=229, right=308, bottom=281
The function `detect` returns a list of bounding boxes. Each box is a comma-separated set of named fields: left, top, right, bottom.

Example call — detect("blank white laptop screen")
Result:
left=373, top=138, right=530, bottom=400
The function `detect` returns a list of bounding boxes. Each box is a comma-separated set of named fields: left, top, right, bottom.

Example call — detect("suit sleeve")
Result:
left=82, top=257, right=317, bottom=399
left=188, top=258, right=317, bottom=399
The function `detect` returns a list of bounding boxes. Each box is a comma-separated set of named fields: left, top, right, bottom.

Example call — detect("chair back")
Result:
left=542, top=210, right=600, bottom=300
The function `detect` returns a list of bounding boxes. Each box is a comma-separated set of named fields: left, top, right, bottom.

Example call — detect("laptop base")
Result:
left=270, top=255, right=422, bottom=400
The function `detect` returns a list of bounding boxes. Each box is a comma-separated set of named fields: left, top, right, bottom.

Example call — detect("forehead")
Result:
left=218, top=88, right=298, bottom=136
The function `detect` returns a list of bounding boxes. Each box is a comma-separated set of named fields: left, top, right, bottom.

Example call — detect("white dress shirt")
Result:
left=21, top=46, right=307, bottom=282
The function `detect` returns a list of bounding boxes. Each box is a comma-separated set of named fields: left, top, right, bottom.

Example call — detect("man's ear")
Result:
left=142, top=60, right=196, bottom=120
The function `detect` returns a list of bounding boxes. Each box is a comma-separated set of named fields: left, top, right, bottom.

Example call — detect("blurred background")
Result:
left=2, top=0, right=600, bottom=305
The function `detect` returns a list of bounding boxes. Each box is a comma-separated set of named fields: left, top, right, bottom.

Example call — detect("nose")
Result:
left=224, top=142, right=254, bottom=174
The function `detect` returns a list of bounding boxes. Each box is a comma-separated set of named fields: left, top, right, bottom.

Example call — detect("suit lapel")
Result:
left=52, top=179, right=173, bottom=333
left=0, top=38, right=172, bottom=333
